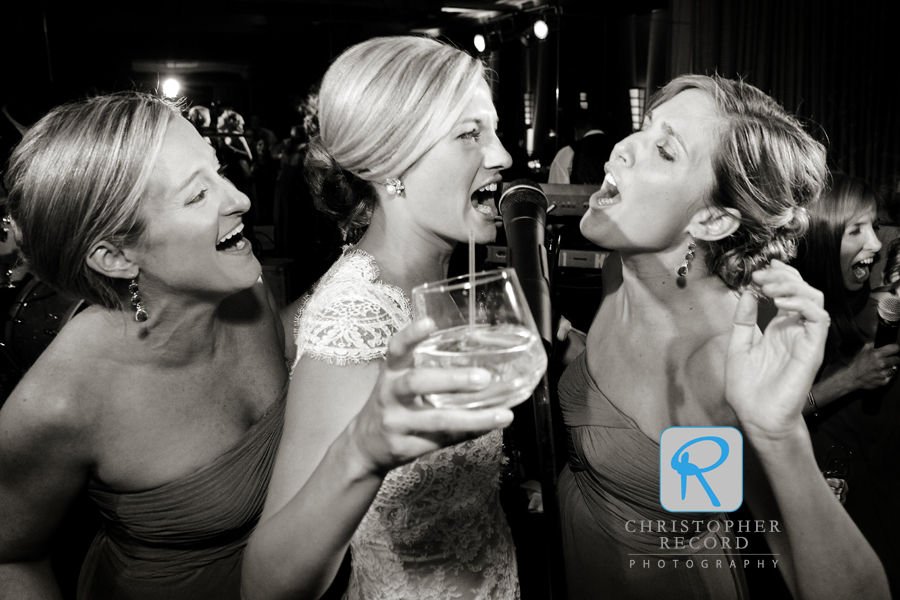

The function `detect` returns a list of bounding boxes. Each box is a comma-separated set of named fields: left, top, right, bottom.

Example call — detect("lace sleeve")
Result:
left=292, top=280, right=409, bottom=368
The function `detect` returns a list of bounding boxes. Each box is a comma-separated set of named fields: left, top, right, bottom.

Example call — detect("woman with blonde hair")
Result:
left=0, top=91, right=514, bottom=599
left=242, top=36, right=518, bottom=600
left=557, top=75, right=890, bottom=599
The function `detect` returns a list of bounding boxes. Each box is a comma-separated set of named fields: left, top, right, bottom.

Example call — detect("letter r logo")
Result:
left=660, top=427, right=743, bottom=512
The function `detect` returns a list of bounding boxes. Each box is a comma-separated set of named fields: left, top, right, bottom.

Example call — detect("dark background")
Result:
left=4, top=0, right=895, bottom=196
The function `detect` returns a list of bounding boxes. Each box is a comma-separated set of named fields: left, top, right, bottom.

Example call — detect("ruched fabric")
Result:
left=557, top=352, right=748, bottom=600
left=77, top=388, right=286, bottom=600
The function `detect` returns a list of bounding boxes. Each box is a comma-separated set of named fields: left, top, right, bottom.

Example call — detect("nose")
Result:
left=485, top=132, right=513, bottom=171
left=865, top=228, right=883, bottom=254
left=610, top=134, right=634, bottom=168
left=220, top=177, right=252, bottom=216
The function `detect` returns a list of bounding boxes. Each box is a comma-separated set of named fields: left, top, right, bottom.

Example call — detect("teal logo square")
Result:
left=660, top=427, right=743, bottom=513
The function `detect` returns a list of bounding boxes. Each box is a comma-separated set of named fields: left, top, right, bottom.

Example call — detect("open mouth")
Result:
left=851, top=256, right=875, bottom=282
left=590, top=172, right=620, bottom=208
left=217, top=223, right=247, bottom=252
left=471, top=182, right=498, bottom=217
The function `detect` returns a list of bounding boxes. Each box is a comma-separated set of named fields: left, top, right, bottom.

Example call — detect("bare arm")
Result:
left=241, top=319, right=514, bottom=600
left=0, top=384, right=92, bottom=599
left=726, top=261, right=890, bottom=599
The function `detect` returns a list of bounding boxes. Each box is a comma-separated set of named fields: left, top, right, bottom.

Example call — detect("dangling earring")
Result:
left=129, top=276, right=148, bottom=322
left=385, top=178, right=405, bottom=196
left=676, top=238, right=696, bottom=277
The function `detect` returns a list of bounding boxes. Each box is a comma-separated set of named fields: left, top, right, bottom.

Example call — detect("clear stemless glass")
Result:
left=412, top=268, right=548, bottom=409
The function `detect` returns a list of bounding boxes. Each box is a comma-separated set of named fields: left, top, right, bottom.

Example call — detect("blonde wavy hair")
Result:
left=4, top=92, right=177, bottom=309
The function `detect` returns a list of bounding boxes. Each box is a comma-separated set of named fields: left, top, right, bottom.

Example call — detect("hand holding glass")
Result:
left=412, top=268, right=548, bottom=409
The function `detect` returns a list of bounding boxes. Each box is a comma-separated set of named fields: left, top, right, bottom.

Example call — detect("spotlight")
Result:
left=162, top=78, right=180, bottom=98
left=474, top=33, right=486, bottom=53
left=533, top=19, right=549, bottom=40
left=629, top=88, right=646, bottom=132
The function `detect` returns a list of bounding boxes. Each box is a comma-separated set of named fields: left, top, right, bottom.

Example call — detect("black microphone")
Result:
left=873, top=295, right=900, bottom=348
left=498, top=179, right=552, bottom=348
left=862, top=295, right=900, bottom=415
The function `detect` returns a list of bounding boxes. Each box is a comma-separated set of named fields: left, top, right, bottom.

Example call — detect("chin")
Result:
left=844, top=281, right=865, bottom=292
left=236, top=259, right=263, bottom=289
left=476, top=227, right=498, bottom=245
left=579, top=221, right=609, bottom=248
left=462, top=220, right=498, bottom=245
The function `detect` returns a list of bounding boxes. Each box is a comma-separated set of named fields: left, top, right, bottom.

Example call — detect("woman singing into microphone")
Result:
left=557, top=75, right=889, bottom=599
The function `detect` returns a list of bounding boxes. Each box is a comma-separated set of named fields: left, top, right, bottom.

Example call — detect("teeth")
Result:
left=474, top=204, right=493, bottom=215
left=477, top=182, right=498, bottom=193
left=218, top=223, right=244, bottom=244
left=589, top=189, right=621, bottom=207
left=859, top=258, right=873, bottom=265
left=593, top=171, right=619, bottom=201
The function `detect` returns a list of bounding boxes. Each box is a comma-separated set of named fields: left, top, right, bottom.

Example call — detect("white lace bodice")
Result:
left=293, top=248, right=519, bottom=600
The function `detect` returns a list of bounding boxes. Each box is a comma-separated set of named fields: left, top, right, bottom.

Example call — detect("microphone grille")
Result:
left=499, top=179, right=548, bottom=215
left=877, top=295, right=900, bottom=323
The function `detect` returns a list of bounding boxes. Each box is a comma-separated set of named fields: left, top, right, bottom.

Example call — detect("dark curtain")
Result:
left=670, top=0, right=899, bottom=204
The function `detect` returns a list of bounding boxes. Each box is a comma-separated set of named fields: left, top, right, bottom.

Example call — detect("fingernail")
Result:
left=494, top=410, right=514, bottom=423
left=417, top=317, right=435, bottom=332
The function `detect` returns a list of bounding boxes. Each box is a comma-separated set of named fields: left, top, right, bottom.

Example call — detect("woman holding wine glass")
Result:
left=557, top=74, right=890, bottom=599
left=0, top=91, right=514, bottom=600
left=242, top=36, right=520, bottom=600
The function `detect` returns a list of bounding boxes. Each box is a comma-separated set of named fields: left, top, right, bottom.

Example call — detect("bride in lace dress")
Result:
left=260, top=36, right=518, bottom=599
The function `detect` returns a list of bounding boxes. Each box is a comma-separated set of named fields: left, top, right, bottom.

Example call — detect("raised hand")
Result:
left=351, top=318, right=515, bottom=475
left=726, top=260, right=830, bottom=441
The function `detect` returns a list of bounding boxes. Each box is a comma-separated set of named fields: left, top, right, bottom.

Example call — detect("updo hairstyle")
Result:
left=648, top=75, right=827, bottom=290
left=305, top=36, right=487, bottom=235
left=4, top=92, right=177, bottom=310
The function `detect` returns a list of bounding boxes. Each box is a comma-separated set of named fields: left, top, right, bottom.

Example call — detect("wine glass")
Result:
left=412, top=268, right=548, bottom=409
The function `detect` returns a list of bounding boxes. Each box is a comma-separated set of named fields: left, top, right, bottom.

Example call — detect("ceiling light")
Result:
left=162, top=78, right=180, bottom=98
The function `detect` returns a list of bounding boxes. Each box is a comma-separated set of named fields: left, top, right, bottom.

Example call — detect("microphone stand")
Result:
left=524, top=227, right=568, bottom=600
left=529, top=360, right=568, bottom=600
left=499, top=181, right=567, bottom=598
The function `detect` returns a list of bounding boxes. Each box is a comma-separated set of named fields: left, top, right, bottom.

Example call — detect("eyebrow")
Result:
left=662, top=123, right=689, bottom=158
left=644, top=111, right=690, bottom=158
left=455, top=116, right=499, bottom=129
left=174, top=148, right=218, bottom=197
left=175, top=170, right=203, bottom=198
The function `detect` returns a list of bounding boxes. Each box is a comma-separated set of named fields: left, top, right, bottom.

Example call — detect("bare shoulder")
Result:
left=3, top=307, right=129, bottom=441
left=0, top=355, right=97, bottom=467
